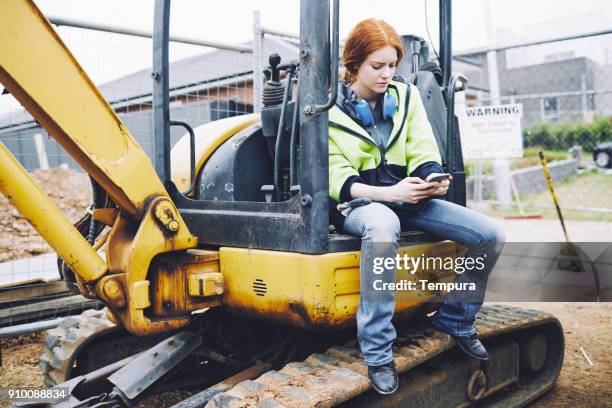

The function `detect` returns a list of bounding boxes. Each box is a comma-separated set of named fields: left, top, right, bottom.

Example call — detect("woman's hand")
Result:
left=426, top=173, right=453, bottom=196
left=385, top=177, right=438, bottom=204
left=349, top=175, right=449, bottom=204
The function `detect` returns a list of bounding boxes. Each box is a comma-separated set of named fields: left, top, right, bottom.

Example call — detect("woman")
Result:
left=328, top=19, right=505, bottom=395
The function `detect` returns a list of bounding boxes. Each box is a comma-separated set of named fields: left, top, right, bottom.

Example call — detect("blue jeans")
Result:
left=342, top=199, right=505, bottom=366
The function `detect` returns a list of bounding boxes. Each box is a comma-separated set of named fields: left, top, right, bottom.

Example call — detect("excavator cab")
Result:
left=0, top=0, right=565, bottom=406
left=153, top=0, right=469, bottom=331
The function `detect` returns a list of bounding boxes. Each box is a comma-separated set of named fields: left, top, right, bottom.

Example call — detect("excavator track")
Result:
left=202, top=305, right=564, bottom=408
left=39, top=308, right=116, bottom=387
left=37, top=305, right=564, bottom=407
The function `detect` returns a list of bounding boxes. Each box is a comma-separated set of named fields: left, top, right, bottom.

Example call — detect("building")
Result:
left=453, top=22, right=612, bottom=125
left=0, top=36, right=298, bottom=170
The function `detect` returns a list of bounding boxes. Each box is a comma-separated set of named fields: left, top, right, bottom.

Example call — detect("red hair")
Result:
left=342, top=19, right=404, bottom=84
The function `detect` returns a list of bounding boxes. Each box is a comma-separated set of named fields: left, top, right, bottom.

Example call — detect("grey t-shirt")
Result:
left=365, top=98, right=399, bottom=186
left=364, top=98, right=394, bottom=152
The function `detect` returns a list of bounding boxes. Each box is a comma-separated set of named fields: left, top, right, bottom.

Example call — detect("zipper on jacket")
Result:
left=381, top=154, right=403, bottom=182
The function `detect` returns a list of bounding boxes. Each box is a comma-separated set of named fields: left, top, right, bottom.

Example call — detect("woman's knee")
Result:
left=478, top=221, right=506, bottom=252
left=360, top=203, right=401, bottom=242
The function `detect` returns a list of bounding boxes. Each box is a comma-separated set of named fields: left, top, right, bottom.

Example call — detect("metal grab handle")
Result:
left=411, top=40, right=421, bottom=75
left=289, top=81, right=300, bottom=189
left=304, top=0, right=339, bottom=116
left=445, top=74, right=467, bottom=172
left=170, top=120, right=196, bottom=195
left=274, top=68, right=296, bottom=198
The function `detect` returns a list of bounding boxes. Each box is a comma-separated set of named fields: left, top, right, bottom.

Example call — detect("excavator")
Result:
left=0, top=0, right=564, bottom=406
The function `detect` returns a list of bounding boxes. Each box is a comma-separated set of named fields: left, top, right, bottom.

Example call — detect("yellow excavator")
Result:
left=0, top=0, right=564, bottom=406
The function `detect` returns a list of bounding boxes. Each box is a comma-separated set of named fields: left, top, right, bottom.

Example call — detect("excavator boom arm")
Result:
left=0, top=0, right=168, bottom=218
left=0, top=0, right=200, bottom=335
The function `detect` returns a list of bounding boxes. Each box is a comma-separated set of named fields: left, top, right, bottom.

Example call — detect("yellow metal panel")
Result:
left=0, top=142, right=107, bottom=282
left=170, top=114, right=259, bottom=192
left=131, top=281, right=151, bottom=310
left=219, top=242, right=463, bottom=330
left=0, top=0, right=167, bottom=217
left=149, top=250, right=222, bottom=318
left=101, top=197, right=197, bottom=335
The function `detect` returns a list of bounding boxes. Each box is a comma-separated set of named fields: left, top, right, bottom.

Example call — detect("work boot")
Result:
left=454, top=333, right=489, bottom=360
left=431, top=318, right=489, bottom=360
left=367, top=361, right=398, bottom=395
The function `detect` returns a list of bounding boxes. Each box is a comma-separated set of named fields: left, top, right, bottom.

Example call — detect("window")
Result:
left=542, top=97, right=558, bottom=120
left=210, top=100, right=254, bottom=121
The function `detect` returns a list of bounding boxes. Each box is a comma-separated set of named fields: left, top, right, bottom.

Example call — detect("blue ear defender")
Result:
left=344, top=88, right=398, bottom=127
left=382, top=92, right=398, bottom=121
left=352, top=99, right=375, bottom=126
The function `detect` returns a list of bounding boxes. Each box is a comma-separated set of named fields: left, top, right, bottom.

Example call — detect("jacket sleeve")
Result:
left=410, top=161, right=444, bottom=180
left=405, top=86, right=443, bottom=176
left=329, top=135, right=363, bottom=203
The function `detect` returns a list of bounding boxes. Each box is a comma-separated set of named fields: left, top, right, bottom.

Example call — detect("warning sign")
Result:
left=457, top=103, right=523, bottom=159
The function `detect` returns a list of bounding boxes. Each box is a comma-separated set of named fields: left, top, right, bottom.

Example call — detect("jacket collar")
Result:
left=330, top=79, right=408, bottom=148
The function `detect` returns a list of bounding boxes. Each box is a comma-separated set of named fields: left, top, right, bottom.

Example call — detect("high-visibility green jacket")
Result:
left=328, top=79, right=443, bottom=208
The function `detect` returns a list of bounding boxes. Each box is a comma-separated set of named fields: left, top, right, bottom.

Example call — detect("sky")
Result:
left=31, top=0, right=612, bottom=50
left=1, top=0, right=610, bottom=114
left=24, top=0, right=612, bottom=76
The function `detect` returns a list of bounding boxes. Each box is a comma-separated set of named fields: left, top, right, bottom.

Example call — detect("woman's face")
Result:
left=354, top=46, right=398, bottom=99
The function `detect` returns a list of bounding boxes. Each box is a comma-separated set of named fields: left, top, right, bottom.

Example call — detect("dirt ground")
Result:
left=507, top=303, right=612, bottom=408
left=0, top=168, right=91, bottom=263
left=1, top=302, right=610, bottom=407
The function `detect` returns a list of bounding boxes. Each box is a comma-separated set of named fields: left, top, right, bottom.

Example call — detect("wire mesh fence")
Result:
left=455, top=30, right=612, bottom=219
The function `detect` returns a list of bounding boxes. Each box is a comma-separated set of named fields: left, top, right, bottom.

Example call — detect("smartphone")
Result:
left=427, top=173, right=451, bottom=183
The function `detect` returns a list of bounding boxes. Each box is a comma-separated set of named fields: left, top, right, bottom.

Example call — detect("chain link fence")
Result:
left=454, top=30, right=612, bottom=220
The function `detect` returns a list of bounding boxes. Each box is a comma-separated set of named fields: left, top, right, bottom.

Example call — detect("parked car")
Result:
left=593, top=142, right=612, bottom=168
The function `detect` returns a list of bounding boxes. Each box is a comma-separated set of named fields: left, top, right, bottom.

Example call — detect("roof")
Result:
left=98, top=36, right=299, bottom=103
left=0, top=36, right=299, bottom=130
